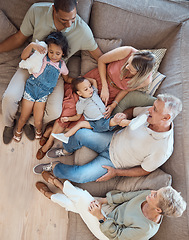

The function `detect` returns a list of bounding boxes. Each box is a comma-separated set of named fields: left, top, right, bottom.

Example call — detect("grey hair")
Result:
left=158, top=186, right=186, bottom=217
left=157, top=93, right=182, bottom=121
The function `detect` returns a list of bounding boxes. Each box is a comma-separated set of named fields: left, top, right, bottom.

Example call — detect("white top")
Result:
left=109, top=107, right=174, bottom=172
left=76, top=87, right=106, bottom=121
left=20, top=3, right=98, bottom=62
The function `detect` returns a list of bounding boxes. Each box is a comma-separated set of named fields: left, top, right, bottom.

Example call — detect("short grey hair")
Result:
left=157, top=93, right=182, bottom=121
left=158, top=186, right=186, bottom=217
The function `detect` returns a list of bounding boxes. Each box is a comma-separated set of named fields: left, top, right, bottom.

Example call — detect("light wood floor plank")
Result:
left=0, top=114, right=68, bottom=240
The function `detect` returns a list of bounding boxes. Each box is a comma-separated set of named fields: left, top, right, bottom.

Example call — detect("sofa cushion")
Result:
left=0, top=10, right=23, bottom=65
left=81, top=38, right=122, bottom=76
left=90, top=1, right=182, bottom=49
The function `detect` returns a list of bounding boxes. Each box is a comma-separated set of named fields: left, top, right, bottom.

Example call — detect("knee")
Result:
left=34, top=119, right=43, bottom=127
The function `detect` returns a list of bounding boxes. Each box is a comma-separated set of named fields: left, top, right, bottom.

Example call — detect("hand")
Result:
left=100, top=86, right=109, bottom=106
left=88, top=200, right=103, bottom=218
left=112, top=113, right=127, bottom=125
left=31, top=42, right=46, bottom=54
left=60, top=117, right=69, bottom=123
left=104, top=105, right=114, bottom=119
left=119, top=119, right=131, bottom=127
left=95, top=197, right=108, bottom=206
left=96, top=166, right=117, bottom=182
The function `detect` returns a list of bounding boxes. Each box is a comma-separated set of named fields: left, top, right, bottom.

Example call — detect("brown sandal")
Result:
left=35, top=182, right=53, bottom=199
left=42, top=171, right=60, bottom=188
left=36, top=147, right=47, bottom=160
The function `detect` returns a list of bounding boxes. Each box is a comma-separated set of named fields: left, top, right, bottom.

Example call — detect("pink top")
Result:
left=33, top=56, right=69, bottom=78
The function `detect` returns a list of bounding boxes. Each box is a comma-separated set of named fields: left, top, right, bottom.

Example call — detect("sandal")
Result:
left=35, top=130, right=42, bottom=139
left=35, top=182, right=53, bottom=199
left=13, top=130, right=23, bottom=142
left=42, top=171, right=60, bottom=188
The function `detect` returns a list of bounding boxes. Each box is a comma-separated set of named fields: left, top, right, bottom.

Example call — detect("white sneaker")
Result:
left=51, top=133, right=69, bottom=143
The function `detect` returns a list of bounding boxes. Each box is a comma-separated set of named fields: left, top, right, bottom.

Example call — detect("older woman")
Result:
left=36, top=172, right=186, bottom=240
left=37, top=46, right=156, bottom=159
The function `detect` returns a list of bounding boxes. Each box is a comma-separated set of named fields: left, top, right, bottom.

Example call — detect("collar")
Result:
left=78, top=96, right=91, bottom=103
left=145, top=122, right=173, bottom=140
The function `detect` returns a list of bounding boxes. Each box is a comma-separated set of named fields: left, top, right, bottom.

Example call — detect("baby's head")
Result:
left=72, top=77, right=94, bottom=98
left=45, top=31, right=69, bottom=62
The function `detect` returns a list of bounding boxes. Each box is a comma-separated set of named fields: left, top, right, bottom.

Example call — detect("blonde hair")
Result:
left=157, top=94, right=182, bottom=121
left=120, top=50, right=155, bottom=89
left=158, top=186, right=186, bottom=217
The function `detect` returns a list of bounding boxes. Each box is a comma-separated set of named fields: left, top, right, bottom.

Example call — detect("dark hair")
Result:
left=45, top=31, right=69, bottom=58
left=54, top=0, right=77, bottom=12
left=72, top=77, right=86, bottom=93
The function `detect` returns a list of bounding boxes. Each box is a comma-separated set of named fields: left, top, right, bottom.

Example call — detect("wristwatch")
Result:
left=99, top=219, right=105, bottom=223
left=99, top=216, right=106, bottom=223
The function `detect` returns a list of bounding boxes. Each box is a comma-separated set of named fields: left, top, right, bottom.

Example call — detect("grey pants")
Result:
left=2, top=68, right=64, bottom=127
left=113, top=90, right=156, bottom=115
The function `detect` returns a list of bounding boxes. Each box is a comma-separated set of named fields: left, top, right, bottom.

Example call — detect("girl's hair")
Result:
left=158, top=186, right=186, bottom=218
left=45, top=31, right=69, bottom=58
left=72, top=77, right=86, bottom=93
left=120, top=50, right=156, bottom=89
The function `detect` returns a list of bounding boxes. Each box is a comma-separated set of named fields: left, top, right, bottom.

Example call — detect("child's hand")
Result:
left=119, top=119, right=131, bottom=127
left=104, top=104, right=114, bottom=119
left=31, top=42, right=46, bottom=54
left=60, top=117, right=69, bottom=123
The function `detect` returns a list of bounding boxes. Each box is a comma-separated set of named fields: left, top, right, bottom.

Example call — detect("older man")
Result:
left=33, top=94, right=182, bottom=183
left=2, top=0, right=102, bottom=144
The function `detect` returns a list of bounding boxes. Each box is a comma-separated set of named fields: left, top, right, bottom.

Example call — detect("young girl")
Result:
left=52, top=77, right=131, bottom=143
left=13, top=31, right=72, bottom=142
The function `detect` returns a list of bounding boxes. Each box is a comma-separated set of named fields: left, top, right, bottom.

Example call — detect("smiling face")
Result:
left=76, top=79, right=94, bottom=98
left=47, top=43, right=63, bottom=63
left=53, top=7, right=77, bottom=29
left=147, top=99, right=170, bottom=126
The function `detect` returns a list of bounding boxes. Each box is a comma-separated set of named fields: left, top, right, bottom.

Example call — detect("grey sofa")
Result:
left=0, top=0, right=189, bottom=239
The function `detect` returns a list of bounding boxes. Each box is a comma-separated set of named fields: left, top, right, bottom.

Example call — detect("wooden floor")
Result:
left=0, top=114, right=68, bottom=240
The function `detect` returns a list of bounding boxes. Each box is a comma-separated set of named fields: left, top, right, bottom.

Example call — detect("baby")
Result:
left=52, top=77, right=131, bottom=143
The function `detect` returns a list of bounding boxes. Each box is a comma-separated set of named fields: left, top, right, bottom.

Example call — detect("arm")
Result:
left=62, top=74, right=73, bottom=84
left=104, top=89, right=129, bottom=118
left=61, top=113, right=82, bottom=123
left=0, top=30, right=29, bottom=53
left=96, top=166, right=150, bottom=182
left=86, top=77, right=98, bottom=89
left=21, top=42, right=46, bottom=60
left=88, top=47, right=103, bottom=61
left=98, top=46, right=136, bottom=106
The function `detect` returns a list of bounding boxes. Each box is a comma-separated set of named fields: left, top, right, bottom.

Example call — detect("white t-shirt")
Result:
left=109, top=107, right=174, bottom=172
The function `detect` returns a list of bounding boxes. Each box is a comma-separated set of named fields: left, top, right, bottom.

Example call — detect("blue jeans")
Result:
left=53, top=129, right=115, bottom=183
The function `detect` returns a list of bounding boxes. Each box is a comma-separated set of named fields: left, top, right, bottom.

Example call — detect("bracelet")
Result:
left=113, top=100, right=118, bottom=105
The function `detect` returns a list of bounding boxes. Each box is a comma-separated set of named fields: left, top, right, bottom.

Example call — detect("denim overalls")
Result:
left=24, top=56, right=61, bottom=102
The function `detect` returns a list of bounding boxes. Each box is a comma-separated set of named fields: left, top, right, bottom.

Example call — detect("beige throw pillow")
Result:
left=145, top=48, right=167, bottom=95
left=81, top=38, right=122, bottom=76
